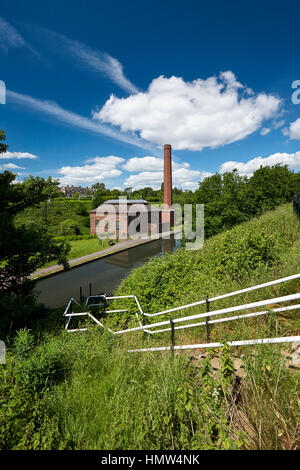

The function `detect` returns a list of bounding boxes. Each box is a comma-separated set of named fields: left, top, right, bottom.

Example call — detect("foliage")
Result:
left=110, top=203, right=300, bottom=328
left=15, top=199, right=93, bottom=236
left=0, top=367, right=59, bottom=450
left=59, top=218, right=80, bottom=236
left=0, top=133, right=71, bottom=333
left=0, top=130, right=8, bottom=154
left=194, top=165, right=300, bottom=238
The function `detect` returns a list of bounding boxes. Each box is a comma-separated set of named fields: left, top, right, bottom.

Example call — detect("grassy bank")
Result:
left=111, top=203, right=300, bottom=338
left=1, top=203, right=299, bottom=450
left=39, top=237, right=114, bottom=269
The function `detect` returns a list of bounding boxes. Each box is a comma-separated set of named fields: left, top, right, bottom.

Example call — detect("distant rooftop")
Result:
left=90, top=199, right=149, bottom=212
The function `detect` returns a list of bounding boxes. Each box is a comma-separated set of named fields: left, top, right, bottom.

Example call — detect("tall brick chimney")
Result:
left=164, top=144, right=172, bottom=207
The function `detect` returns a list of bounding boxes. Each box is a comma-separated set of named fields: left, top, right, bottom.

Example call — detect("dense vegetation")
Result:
left=15, top=199, right=92, bottom=237
left=194, top=166, right=300, bottom=238
left=0, top=132, right=70, bottom=333
left=111, top=203, right=300, bottom=333
left=1, top=203, right=299, bottom=450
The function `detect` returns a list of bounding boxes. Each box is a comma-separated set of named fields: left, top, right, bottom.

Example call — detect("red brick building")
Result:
left=89, top=144, right=174, bottom=238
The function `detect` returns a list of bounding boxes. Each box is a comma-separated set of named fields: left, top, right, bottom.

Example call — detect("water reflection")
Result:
left=35, top=235, right=180, bottom=308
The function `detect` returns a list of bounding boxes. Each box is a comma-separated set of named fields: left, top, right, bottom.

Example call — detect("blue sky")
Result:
left=1, top=0, right=300, bottom=190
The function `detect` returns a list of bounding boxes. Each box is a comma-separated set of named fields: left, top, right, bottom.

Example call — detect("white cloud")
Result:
left=0, top=151, right=38, bottom=160
left=287, top=118, right=300, bottom=139
left=34, top=26, right=138, bottom=94
left=57, top=156, right=124, bottom=185
left=57, top=152, right=207, bottom=189
left=94, top=72, right=281, bottom=151
left=260, top=127, right=270, bottom=136
left=0, top=162, right=25, bottom=171
left=273, top=119, right=285, bottom=129
left=219, top=151, right=300, bottom=177
left=122, top=155, right=208, bottom=190
left=122, top=156, right=189, bottom=172
left=124, top=167, right=209, bottom=190
left=7, top=89, right=152, bottom=150
left=0, top=16, right=39, bottom=56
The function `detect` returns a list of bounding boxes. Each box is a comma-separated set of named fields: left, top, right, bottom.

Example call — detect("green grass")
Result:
left=1, top=203, right=299, bottom=450
left=67, top=238, right=111, bottom=258
left=39, top=237, right=113, bottom=269
left=1, top=327, right=299, bottom=450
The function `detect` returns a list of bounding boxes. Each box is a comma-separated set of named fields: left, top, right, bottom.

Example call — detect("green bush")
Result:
left=13, top=330, right=67, bottom=392
left=0, top=367, right=59, bottom=450
left=59, top=219, right=80, bottom=236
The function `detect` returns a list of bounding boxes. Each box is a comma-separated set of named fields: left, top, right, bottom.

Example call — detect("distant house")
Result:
left=59, top=185, right=97, bottom=197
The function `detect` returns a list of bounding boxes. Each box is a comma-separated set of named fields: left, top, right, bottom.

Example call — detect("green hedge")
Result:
left=53, top=234, right=98, bottom=242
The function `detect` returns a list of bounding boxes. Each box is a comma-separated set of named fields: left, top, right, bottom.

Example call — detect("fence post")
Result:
left=205, top=297, right=210, bottom=343
left=89, top=283, right=92, bottom=297
left=170, top=318, right=175, bottom=356
left=142, top=314, right=146, bottom=343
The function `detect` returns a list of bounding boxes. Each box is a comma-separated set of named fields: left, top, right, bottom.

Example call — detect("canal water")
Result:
left=35, top=234, right=181, bottom=308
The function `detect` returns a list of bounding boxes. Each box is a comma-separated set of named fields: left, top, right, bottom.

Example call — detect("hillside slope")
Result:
left=111, top=203, right=300, bottom=342
left=15, top=199, right=92, bottom=236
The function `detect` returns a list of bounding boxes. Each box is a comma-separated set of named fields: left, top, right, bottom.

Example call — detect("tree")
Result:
left=92, top=188, right=111, bottom=209
left=0, top=130, right=8, bottom=154
left=245, top=164, right=300, bottom=215
left=60, top=219, right=80, bottom=236
left=92, top=182, right=106, bottom=190
left=0, top=133, right=70, bottom=332
left=194, top=171, right=249, bottom=238
left=24, top=175, right=60, bottom=225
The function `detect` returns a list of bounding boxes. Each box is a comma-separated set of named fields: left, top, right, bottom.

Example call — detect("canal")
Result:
left=35, top=234, right=181, bottom=308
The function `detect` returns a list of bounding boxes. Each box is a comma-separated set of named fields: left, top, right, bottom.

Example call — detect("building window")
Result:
left=116, top=220, right=120, bottom=231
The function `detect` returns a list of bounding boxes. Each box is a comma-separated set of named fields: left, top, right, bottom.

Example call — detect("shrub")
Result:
left=13, top=330, right=67, bottom=392
left=59, top=219, right=80, bottom=236
left=0, top=360, right=60, bottom=450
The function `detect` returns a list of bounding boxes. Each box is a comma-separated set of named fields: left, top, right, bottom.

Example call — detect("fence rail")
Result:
left=128, top=335, right=300, bottom=353
left=63, top=273, right=300, bottom=353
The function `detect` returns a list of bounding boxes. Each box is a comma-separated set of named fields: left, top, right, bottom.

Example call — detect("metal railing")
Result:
left=63, top=273, right=300, bottom=352
left=64, top=293, right=153, bottom=333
